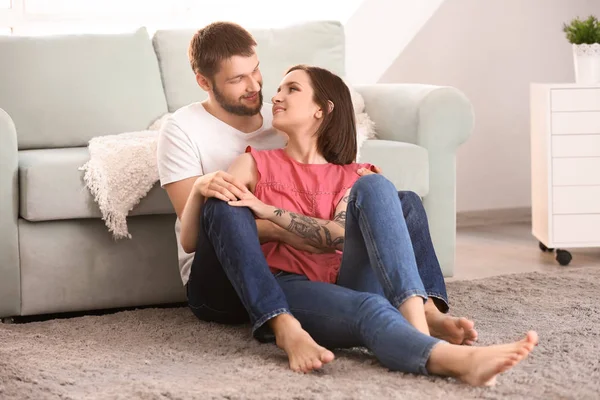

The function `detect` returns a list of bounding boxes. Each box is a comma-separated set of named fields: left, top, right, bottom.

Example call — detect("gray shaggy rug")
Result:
left=1, top=267, right=599, bottom=400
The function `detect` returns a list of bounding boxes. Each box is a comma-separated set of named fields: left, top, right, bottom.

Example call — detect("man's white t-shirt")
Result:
left=156, top=102, right=287, bottom=286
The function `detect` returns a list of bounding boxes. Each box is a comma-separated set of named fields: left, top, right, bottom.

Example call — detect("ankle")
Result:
left=426, top=342, right=466, bottom=377
left=268, top=313, right=300, bottom=337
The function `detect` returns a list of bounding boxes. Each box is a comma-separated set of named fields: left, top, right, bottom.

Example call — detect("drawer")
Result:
left=552, top=135, right=600, bottom=157
left=551, top=88, right=600, bottom=111
left=553, top=186, right=600, bottom=214
left=553, top=214, right=600, bottom=243
left=552, top=158, right=600, bottom=186
left=552, top=111, right=600, bottom=135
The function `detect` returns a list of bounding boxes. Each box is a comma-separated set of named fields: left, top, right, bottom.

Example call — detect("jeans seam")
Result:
left=391, top=290, right=428, bottom=309
left=419, top=339, right=445, bottom=376
left=353, top=201, right=398, bottom=299
left=289, top=308, right=354, bottom=328
left=205, top=216, right=256, bottom=321
left=427, top=293, right=449, bottom=303
left=252, top=308, right=290, bottom=334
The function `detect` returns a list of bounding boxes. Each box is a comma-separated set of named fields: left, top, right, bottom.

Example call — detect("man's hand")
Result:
left=194, top=171, right=249, bottom=202
left=357, top=165, right=382, bottom=176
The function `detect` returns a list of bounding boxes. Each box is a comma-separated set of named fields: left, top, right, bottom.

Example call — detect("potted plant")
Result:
left=563, top=15, right=600, bottom=84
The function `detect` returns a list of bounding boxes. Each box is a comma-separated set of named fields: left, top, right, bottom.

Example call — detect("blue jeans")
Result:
left=276, top=174, right=444, bottom=374
left=187, top=176, right=448, bottom=344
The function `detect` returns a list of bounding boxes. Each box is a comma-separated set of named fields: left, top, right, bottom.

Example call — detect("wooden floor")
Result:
left=449, top=222, right=600, bottom=281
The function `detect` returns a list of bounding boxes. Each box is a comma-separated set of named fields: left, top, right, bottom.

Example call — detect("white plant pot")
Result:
left=573, top=43, right=600, bottom=84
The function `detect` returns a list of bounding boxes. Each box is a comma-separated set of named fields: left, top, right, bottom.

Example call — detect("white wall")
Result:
left=345, top=0, right=444, bottom=84
left=380, top=0, right=600, bottom=212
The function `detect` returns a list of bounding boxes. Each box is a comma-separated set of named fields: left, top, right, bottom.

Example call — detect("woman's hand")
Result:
left=228, top=191, right=274, bottom=220
left=357, top=165, right=382, bottom=177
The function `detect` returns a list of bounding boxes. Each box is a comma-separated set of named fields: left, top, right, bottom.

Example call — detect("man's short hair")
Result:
left=188, top=21, right=257, bottom=80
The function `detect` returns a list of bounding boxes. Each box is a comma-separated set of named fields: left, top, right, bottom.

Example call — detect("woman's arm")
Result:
left=267, top=188, right=350, bottom=251
left=230, top=184, right=352, bottom=252
left=265, top=192, right=349, bottom=251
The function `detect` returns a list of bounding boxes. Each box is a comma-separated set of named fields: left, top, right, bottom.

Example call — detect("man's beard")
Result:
left=213, top=84, right=263, bottom=116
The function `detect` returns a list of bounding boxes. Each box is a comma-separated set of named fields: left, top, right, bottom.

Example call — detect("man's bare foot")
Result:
left=427, top=331, right=538, bottom=386
left=428, top=314, right=478, bottom=345
left=269, top=314, right=335, bottom=373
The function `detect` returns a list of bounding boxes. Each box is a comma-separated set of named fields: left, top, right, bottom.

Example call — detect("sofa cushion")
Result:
left=19, top=148, right=173, bottom=222
left=152, top=21, right=346, bottom=112
left=358, top=140, right=429, bottom=197
left=0, top=28, right=168, bottom=150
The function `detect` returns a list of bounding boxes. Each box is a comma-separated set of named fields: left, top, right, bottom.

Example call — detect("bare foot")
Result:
left=270, top=314, right=335, bottom=373
left=427, top=331, right=539, bottom=386
left=428, top=314, right=478, bottom=345
left=398, top=296, right=430, bottom=336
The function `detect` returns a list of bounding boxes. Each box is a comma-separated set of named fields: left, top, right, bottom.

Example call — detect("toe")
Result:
left=459, top=317, right=475, bottom=330
left=290, top=362, right=301, bottom=373
left=321, top=350, right=335, bottom=363
left=526, top=331, right=539, bottom=345
left=311, top=358, right=323, bottom=370
left=300, top=360, right=309, bottom=373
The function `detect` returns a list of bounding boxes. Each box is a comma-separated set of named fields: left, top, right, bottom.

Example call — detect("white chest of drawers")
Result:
left=530, top=83, right=600, bottom=265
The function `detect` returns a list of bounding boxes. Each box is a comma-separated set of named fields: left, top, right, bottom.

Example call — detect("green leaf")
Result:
left=563, top=15, right=600, bottom=44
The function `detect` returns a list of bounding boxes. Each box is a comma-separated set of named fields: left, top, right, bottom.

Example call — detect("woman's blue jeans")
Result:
left=275, top=175, right=442, bottom=374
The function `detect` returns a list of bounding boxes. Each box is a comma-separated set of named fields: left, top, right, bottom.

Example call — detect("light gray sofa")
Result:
left=0, top=21, right=474, bottom=319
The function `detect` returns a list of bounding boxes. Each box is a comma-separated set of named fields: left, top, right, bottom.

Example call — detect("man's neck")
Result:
left=202, top=100, right=263, bottom=133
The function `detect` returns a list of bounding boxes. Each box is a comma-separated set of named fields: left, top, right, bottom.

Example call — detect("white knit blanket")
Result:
left=79, top=130, right=159, bottom=239
left=81, top=89, right=376, bottom=240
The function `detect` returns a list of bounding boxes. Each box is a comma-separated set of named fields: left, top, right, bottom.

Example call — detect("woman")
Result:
left=226, top=65, right=538, bottom=386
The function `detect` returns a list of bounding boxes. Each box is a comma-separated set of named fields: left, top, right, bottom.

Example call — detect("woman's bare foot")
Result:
left=428, top=314, right=478, bottom=345
left=427, top=331, right=538, bottom=386
left=398, top=296, right=430, bottom=336
left=269, top=314, right=335, bottom=373
left=425, top=301, right=478, bottom=345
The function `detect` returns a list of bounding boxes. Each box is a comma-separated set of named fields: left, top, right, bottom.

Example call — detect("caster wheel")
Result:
left=556, top=249, right=572, bottom=266
left=539, top=242, right=555, bottom=252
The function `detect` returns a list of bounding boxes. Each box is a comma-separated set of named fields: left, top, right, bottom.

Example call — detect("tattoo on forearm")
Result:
left=342, top=195, right=350, bottom=203
left=324, top=226, right=344, bottom=248
left=333, top=211, right=346, bottom=227
left=286, top=213, right=323, bottom=246
left=273, top=208, right=345, bottom=249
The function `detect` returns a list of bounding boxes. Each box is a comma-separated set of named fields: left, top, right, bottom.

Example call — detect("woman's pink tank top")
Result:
left=246, top=146, right=373, bottom=283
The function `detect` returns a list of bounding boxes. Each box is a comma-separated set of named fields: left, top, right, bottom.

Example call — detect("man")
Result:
left=157, top=21, right=476, bottom=373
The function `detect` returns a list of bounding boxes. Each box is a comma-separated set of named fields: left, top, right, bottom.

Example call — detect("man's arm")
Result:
left=164, top=177, right=204, bottom=253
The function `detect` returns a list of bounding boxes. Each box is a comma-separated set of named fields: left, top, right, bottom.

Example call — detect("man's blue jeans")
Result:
left=186, top=175, right=448, bottom=372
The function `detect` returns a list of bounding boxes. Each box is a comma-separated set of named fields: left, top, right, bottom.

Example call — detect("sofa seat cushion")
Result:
left=358, top=140, right=429, bottom=197
left=19, top=147, right=173, bottom=222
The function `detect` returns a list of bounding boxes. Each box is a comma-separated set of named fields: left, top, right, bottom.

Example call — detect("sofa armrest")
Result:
left=0, top=108, right=21, bottom=317
left=354, top=84, right=473, bottom=149
left=354, top=84, right=474, bottom=276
